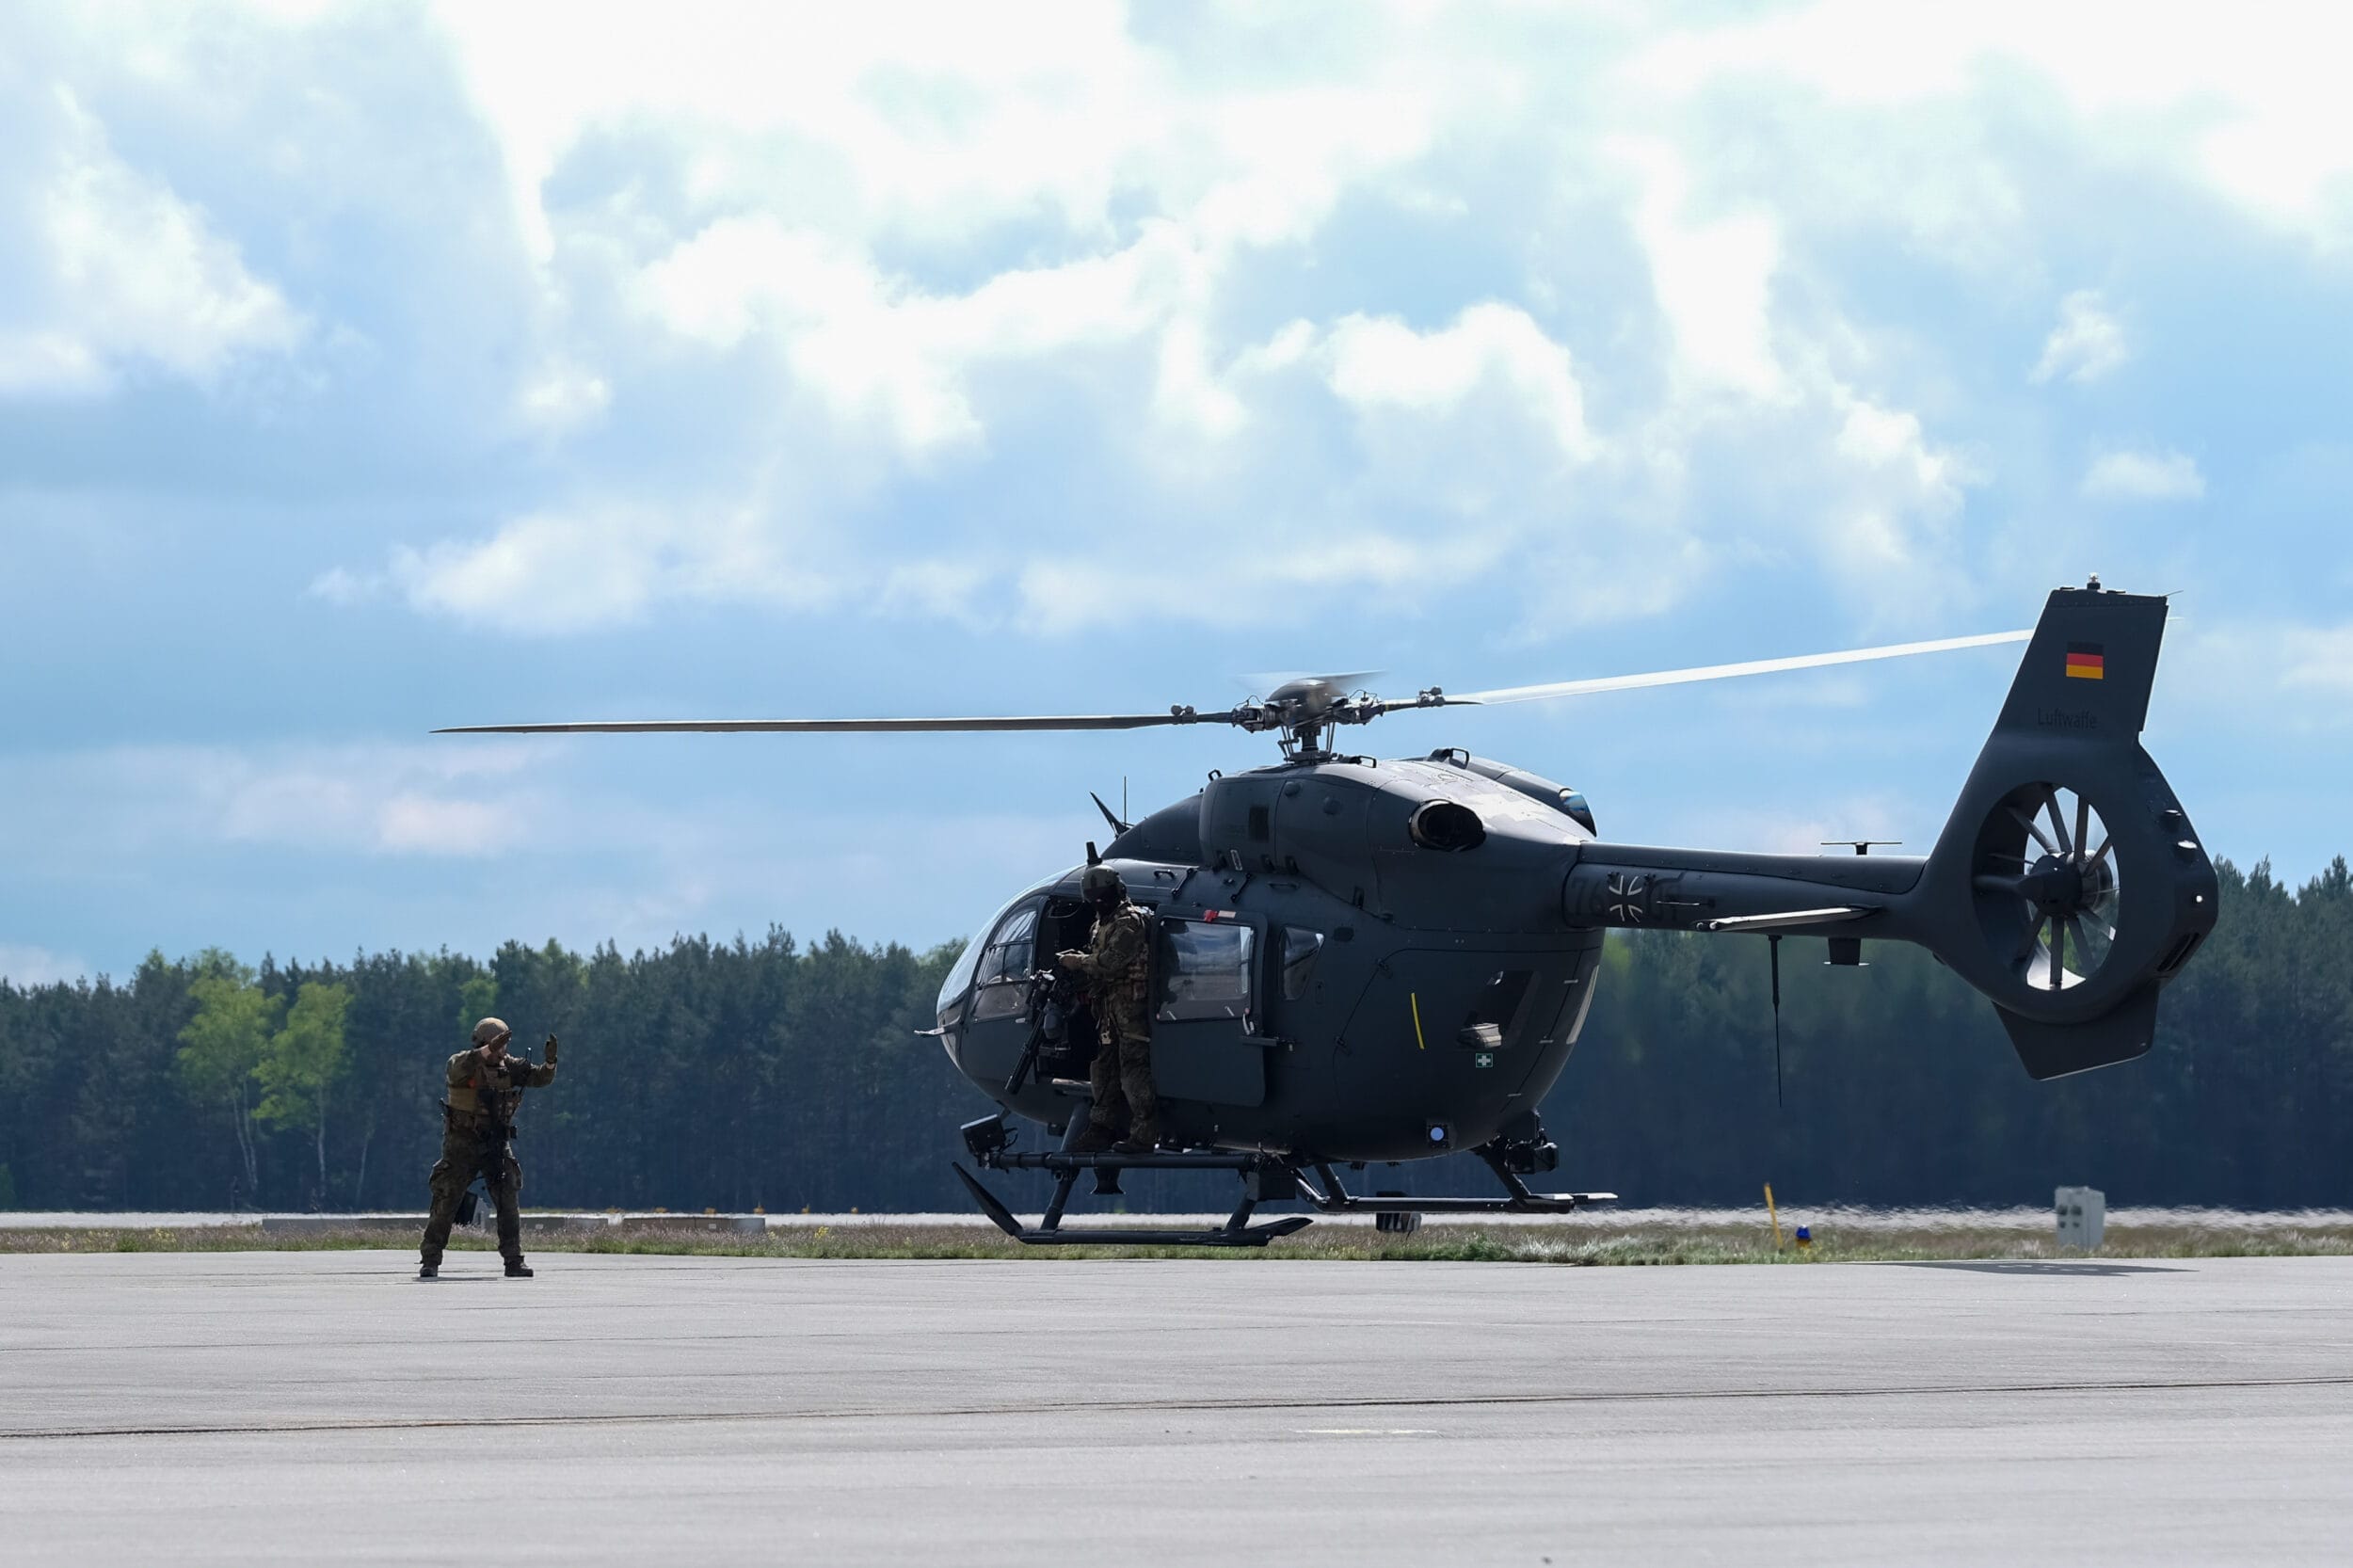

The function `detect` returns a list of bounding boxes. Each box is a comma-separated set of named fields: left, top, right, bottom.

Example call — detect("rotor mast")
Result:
left=1238, top=678, right=1451, bottom=760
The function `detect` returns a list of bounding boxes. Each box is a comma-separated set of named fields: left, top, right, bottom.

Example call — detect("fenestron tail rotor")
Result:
left=1970, top=781, right=2122, bottom=994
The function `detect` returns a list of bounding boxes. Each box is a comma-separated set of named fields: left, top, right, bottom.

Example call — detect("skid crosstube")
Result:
left=952, top=1125, right=1618, bottom=1245
left=952, top=1163, right=1313, bottom=1248
left=1296, top=1151, right=1616, bottom=1215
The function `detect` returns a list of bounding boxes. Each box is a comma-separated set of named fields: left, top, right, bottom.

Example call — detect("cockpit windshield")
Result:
left=936, top=876, right=1060, bottom=1018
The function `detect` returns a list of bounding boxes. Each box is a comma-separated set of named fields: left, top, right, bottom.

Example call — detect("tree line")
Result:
left=0, top=856, right=2345, bottom=1214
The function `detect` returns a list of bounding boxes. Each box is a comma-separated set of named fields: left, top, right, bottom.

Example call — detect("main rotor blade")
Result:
left=1451, top=630, right=2032, bottom=707
left=436, top=712, right=1232, bottom=736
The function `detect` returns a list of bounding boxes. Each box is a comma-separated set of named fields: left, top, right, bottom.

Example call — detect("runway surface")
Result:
left=3, top=1252, right=2348, bottom=1565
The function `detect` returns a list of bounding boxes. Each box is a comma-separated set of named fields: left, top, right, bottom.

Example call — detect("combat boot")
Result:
left=504, top=1259, right=534, bottom=1278
left=1115, top=1123, right=1162, bottom=1154
left=1067, top=1122, right=1116, bottom=1154
left=418, top=1262, right=438, bottom=1280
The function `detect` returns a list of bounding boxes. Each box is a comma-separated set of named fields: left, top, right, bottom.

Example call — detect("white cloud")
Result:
left=0, top=332, right=105, bottom=396
left=632, top=215, right=1202, bottom=458
left=2081, top=448, right=2206, bottom=502
left=0, top=944, right=88, bottom=988
left=430, top=2, right=1452, bottom=269
left=430, top=1, right=1156, bottom=265
left=1010, top=525, right=1506, bottom=637
left=375, top=794, right=516, bottom=856
left=387, top=504, right=831, bottom=634
left=0, top=742, right=555, bottom=861
left=1822, top=391, right=1975, bottom=586
left=15, top=1, right=2317, bottom=650
left=2277, top=625, right=2353, bottom=694
left=632, top=219, right=978, bottom=456
left=518, top=360, right=610, bottom=434
left=0, top=88, right=302, bottom=397
left=1610, top=135, right=1787, bottom=402
left=1325, top=304, right=1597, bottom=463
left=2031, top=290, right=2129, bottom=384
left=1627, top=1, right=2353, bottom=247
left=305, top=566, right=375, bottom=606
left=1151, top=316, right=1247, bottom=441
left=320, top=6, right=2033, bottom=638
left=2164, top=620, right=2353, bottom=735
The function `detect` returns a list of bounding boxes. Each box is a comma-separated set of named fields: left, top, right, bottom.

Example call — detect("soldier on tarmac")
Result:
left=1055, top=864, right=1160, bottom=1152
left=419, top=1016, right=558, bottom=1280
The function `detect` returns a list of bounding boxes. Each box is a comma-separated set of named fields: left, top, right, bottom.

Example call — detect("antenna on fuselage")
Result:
left=1090, top=792, right=1129, bottom=835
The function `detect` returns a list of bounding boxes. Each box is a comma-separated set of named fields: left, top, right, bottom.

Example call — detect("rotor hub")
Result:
left=2021, top=853, right=2086, bottom=918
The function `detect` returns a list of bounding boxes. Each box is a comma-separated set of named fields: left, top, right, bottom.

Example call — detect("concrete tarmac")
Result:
left=3, top=1251, right=2348, bottom=1565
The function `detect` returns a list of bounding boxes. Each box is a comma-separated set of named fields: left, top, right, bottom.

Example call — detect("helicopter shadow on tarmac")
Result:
left=1893, top=1260, right=2189, bottom=1276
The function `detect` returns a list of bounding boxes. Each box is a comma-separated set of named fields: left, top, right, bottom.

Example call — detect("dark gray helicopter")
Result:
left=442, top=581, right=2215, bottom=1245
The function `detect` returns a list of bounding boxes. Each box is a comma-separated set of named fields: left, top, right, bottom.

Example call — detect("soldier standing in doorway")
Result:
left=419, top=1017, right=558, bottom=1279
left=1057, top=864, right=1160, bottom=1152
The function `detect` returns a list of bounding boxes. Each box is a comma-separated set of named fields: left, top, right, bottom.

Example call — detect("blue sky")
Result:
left=4, top=1, right=2349, bottom=985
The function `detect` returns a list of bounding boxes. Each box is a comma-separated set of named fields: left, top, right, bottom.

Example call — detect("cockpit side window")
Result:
left=969, top=903, right=1042, bottom=1021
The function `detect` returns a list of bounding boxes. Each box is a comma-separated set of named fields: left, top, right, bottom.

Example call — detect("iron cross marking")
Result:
left=1604, top=872, right=1650, bottom=924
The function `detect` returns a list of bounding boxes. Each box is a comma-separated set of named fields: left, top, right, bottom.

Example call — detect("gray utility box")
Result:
left=2055, top=1186, right=2105, bottom=1249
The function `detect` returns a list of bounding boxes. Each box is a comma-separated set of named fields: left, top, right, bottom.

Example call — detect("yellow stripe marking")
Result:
left=1410, top=991, right=1427, bottom=1050
left=2064, top=665, right=2105, bottom=680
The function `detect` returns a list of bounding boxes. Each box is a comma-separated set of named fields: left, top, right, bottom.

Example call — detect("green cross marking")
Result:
left=1473, top=1051, right=1494, bottom=1069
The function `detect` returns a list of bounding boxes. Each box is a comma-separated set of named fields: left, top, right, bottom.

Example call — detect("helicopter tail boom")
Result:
left=1561, top=583, right=2216, bottom=1080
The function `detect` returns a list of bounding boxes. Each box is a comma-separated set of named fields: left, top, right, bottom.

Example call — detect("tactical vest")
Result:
left=444, top=1052, right=517, bottom=1121
left=1093, top=904, right=1153, bottom=1023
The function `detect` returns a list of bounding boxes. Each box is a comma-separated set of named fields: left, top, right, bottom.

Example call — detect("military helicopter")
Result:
left=442, top=580, right=2216, bottom=1245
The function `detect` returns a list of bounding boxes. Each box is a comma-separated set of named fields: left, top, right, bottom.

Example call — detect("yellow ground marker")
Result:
left=1765, top=1182, right=1785, bottom=1247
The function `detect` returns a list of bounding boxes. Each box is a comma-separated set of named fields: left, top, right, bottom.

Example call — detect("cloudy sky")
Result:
left=4, top=0, right=2348, bottom=985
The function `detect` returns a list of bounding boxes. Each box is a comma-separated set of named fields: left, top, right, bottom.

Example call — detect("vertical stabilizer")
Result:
left=1920, top=583, right=2217, bottom=1078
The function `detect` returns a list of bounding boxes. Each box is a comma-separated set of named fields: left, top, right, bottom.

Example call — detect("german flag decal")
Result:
left=2064, top=641, right=2105, bottom=680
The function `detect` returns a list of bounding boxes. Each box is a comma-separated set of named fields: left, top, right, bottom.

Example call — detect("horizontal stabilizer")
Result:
left=1699, top=906, right=1871, bottom=933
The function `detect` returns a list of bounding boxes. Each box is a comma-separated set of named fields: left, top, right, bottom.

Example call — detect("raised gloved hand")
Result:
left=544, top=1033, right=560, bottom=1064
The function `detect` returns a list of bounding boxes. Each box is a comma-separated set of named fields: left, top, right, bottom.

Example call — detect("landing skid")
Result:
left=952, top=1115, right=1614, bottom=1247
left=952, top=1162, right=1314, bottom=1248
left=1295, top=1148, right=1616, bottom=1216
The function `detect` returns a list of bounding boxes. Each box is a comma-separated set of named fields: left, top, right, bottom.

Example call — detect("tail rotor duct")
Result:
left=1971, top=782, right=2121, bottom=995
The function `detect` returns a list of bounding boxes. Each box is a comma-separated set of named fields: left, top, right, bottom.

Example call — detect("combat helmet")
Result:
left=1080, top=864, right=1127, bottom=905
left=471, top=1016, right=512, bottom=1048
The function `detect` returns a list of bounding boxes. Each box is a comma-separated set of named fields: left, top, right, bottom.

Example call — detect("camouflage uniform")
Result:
left=420, top=1044, right=556, bottom=1271
left=1061, top=901, right=1159, bottom=1145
